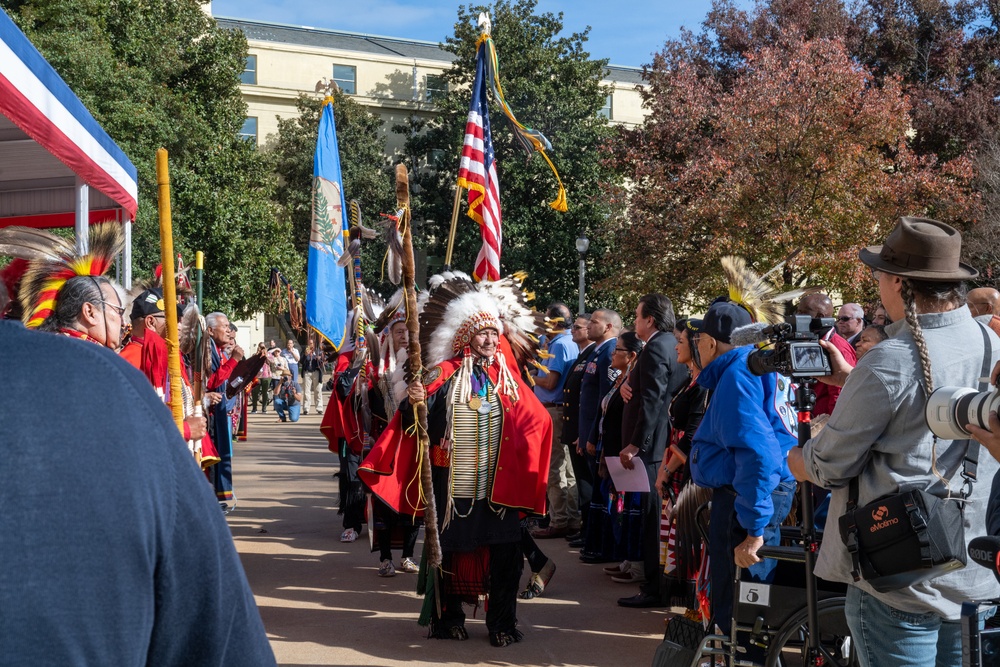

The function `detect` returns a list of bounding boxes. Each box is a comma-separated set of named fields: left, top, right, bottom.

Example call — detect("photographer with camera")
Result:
left=687, top=300, right=798, bottom=651
left=788, top=217, right=1000, bottom=667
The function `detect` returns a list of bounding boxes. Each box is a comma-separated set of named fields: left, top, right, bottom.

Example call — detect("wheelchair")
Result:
left=656, top=508, right=858, bottom=667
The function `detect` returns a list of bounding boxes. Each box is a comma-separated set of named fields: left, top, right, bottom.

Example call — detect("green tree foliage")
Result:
left=3, top=0, right=300, bottom=318
left=267, top=93, right=396, bottom=297
left=398, top=0, right=620, bottom=309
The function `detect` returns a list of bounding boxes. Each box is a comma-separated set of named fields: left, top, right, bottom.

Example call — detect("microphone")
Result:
left=731, top=322, right=776, bottom=348
left=968, top=536, right=1000, bottom=583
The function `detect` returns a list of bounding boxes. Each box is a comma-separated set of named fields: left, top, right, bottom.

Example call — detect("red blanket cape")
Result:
left=358, top=349, right=552, bottom=519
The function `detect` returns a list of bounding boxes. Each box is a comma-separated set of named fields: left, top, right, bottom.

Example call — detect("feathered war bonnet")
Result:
left=0, top=223, right=124, bottom=328
left=420, top=273, right=545, bottom=405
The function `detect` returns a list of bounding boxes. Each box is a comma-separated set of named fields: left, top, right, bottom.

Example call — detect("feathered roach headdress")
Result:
left=719, top=251, right=818, bottom=325
left=0, top=223, right=124, bottom=328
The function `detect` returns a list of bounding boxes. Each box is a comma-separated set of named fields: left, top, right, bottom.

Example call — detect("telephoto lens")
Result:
left=925, top=386, right=1000, bottom=440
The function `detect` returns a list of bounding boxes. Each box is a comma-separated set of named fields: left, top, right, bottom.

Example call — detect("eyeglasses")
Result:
left=869, top=268, right=882, bottom=282
left=836, top=316, right=857, bottom=323
left=571, top=324, right=587, bottom=330
left=614, top=347, right=628, bottom=352
left=97, top=300, right=126, bottom=318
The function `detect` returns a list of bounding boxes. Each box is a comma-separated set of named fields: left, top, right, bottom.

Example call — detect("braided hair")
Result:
left=899, top=277, right=967, bottom=483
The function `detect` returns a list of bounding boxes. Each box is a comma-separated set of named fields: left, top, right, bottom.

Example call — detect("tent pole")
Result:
left=74, top=176, right=89, bottom=254
left=123, top=213, right=132, bottom=287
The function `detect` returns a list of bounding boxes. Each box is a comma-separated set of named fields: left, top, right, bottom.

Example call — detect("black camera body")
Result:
left=963, top=600, right=1000, bottom=667
left=745, top=315, right=835, bottom=378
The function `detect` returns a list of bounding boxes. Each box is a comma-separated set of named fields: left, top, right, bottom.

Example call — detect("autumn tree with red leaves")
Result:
left=605, top=34, right=976, bottom=310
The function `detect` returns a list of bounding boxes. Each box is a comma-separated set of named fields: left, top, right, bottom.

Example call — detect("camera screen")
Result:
left=789, top=342, right=829, bottom=375
left=982, top=627, right=1000, bottom=666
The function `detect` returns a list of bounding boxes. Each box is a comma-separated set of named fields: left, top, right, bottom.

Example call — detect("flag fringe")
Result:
left=475, top=33, right=567, bottom=213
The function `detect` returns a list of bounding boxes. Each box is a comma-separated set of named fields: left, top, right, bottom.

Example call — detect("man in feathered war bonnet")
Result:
left=360, top=275, right=551, bottom=647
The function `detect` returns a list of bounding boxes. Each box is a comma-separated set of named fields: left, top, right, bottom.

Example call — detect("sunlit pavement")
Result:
left=229, top=410, right=667, bottom=666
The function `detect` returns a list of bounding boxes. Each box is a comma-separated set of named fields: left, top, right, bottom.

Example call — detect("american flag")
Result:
left=456, top=41, right=502, bottom=282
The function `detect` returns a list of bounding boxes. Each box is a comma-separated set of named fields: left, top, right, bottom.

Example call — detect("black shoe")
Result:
left=564, top=531, right=582, bottom=541
left=617, top=593, right=666, bottom=608
left=302, top=410, right=308, bottom=415
left=579, top=552, right=612, bottom=564
left=489, top=628, right=523, bottom=647
left=568, top=538, right=585, bottom=548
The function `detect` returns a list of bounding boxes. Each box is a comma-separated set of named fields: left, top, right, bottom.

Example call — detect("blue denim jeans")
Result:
left=709, top=478, right=797, bottom=635
left=273, top=398, right=300, bottom=422
left=845, top=586, right=991, bottom=667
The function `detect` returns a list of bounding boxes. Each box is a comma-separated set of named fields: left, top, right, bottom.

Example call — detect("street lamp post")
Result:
left=575, top=231, right=590, bottom=315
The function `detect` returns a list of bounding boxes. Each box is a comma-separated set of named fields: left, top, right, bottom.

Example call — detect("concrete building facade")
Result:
left=212, top=16, right=648, bottom=156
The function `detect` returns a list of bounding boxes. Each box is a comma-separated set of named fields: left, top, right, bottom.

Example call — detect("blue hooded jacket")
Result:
left=689, top=345, right=797, bottom=535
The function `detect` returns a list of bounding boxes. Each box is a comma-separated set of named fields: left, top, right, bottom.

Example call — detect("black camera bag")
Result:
left=838, top=323, right=990, bottom=593
left=839, top=481, right=970, bottom=593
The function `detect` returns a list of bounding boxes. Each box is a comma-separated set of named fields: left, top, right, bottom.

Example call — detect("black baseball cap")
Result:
left=702, top=299, right=752, bottom=344
left=130, top=288, right=165, bottom=321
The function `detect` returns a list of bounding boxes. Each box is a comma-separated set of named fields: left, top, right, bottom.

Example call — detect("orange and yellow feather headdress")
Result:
left=0, top=223, right=124, bottom=328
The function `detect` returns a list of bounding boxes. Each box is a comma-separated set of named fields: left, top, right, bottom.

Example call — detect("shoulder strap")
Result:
left=960, top=322, right=993, bottom=489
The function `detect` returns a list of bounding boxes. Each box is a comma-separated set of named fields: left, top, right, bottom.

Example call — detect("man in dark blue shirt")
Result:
left=0, top=319, right=276, bottom=666
left=578, top=308, right=621, bottom=542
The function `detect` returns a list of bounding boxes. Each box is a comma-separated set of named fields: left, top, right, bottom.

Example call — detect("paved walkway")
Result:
left=228, top=411, right=668, bottom=666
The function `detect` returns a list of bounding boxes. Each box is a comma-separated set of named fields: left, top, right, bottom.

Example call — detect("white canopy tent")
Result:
left=0, top=8, right=138, bottom=284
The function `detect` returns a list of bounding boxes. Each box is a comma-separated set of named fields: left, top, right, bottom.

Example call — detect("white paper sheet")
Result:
left=604, top=457, right=651, bottom=493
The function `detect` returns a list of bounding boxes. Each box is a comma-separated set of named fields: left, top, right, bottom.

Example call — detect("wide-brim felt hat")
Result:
left=859, top=217, right=978, bottom=281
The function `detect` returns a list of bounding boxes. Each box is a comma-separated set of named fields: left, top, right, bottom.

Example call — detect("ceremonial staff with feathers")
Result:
left=393, top=164, right=442, bottom=569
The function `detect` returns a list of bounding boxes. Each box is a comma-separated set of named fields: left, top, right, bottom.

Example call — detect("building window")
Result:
left=240, top=54, right=257, bottom=85
left=240, top=117, right=258, bottom=144
left=333, top=64, right=356, bottom=95
left=599, top=94, right=613, bottom=119
left=426, top=74, right=447, bottom=103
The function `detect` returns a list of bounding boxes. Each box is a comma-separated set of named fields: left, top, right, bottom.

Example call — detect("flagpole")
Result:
left=443, top=185, right=463, bottom=271
left=194, top=250, right=204, bottom=307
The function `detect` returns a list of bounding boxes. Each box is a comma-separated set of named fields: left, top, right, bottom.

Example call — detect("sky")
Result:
left=210, top=0, right=747, bottom=68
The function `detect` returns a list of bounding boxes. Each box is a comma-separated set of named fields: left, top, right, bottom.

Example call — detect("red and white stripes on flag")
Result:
left=456, top=40, right=502, bottom=282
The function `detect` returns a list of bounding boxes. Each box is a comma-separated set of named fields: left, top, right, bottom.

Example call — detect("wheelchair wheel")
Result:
left=764, top=596, right=857, bottom=667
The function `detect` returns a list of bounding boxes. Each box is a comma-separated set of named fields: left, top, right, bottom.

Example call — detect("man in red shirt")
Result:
left=120, top=288, right=208, bottom=449
left=796, top=293, right=857, bottom=417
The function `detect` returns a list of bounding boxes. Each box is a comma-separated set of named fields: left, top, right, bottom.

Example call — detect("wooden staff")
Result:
left=397, top=164, right=441, bottom=568
left=156, top=148, right=185, bottom=433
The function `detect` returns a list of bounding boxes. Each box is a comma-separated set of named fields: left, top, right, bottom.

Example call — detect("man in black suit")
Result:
left=617, top=293, right=688, bottom=608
